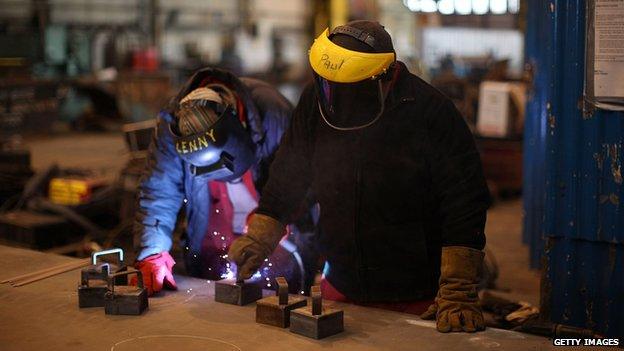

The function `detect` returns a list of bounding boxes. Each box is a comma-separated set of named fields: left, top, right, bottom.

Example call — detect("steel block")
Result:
left=215, top=279, right=262, bottom=306
left=256, top=277, right=306, bottom=328
left=290, top=285, right=344, bottom=339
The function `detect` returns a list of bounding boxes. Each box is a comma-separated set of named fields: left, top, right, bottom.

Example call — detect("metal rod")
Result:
left=1, top=258, right=89, bottom=284
left=10, top=259, right=90, bottom=287
left=311, top=285, right=322, bottom=315
left=91, top=248, right=124, bottom=265
left=276, top=277, right=288, bottom=305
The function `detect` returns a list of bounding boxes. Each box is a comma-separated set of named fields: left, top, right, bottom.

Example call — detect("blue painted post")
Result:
left=523, top=0, right=624, bottom=338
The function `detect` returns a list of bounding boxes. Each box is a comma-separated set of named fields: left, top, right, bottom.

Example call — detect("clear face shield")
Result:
left=314, top=75, right=385, bottom=131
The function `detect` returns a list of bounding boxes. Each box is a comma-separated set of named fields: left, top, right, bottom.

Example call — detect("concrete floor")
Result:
left=484, top=199, right=541, bottom=307
left=20, top=132, right=542, bottom=307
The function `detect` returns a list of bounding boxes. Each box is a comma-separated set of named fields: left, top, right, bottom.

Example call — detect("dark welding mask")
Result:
left=172, top=99, right=255, bottom=182
left=308, top=23, right=395, bottom=130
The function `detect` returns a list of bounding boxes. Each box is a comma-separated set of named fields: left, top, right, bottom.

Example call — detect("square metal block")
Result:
left=256, top=295, right=307, bottom=328
left=77, top=281, right=108, bottom=308
left=215, top=279, right=263, bottom=306
left=104, top=286, right=148, bottom=315
left=77, top=264, right=110, bottom=308
left=290, top=306, right=344, bottom=339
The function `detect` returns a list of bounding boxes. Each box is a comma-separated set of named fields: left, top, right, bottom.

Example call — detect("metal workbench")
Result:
left=0, top=245, right=556, bottom=351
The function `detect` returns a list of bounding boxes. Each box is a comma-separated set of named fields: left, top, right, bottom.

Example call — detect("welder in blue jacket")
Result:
left=132, top=67, right=317, bottom=296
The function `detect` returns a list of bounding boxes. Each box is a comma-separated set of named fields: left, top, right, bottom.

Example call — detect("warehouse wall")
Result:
left=422, top=27, right=524, bottom=75
left=0, top=0, right=32, bottom=22
left=235, top=0, right=310, bottom=74
left=0, top=0, right=311, bottom=75
left=378, top=0, right=419, bottom=66
left=158, top=0, right=239, bottom=66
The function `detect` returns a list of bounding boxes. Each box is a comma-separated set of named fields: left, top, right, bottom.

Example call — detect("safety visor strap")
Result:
left=330, top=25, right=377, bottom=51
left=198, top=77, right=247, bottom=127
left=178, top=100, right=232, bottom=132
left=179, top=99, right=230, bottom=116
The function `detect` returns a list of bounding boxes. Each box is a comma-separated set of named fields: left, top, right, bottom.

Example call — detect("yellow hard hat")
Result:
left=309, top=28, right=395, bottom=83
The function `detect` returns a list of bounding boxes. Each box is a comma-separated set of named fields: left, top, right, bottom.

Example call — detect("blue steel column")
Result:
left=523, top=0, right=554, bottom=269
left=524, top=0, right=624, bottom=338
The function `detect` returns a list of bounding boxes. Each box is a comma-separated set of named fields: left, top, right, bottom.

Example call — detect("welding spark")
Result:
left=221, top=269, right=235, bottom=280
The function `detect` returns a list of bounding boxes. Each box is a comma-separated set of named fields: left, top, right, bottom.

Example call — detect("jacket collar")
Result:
left=384, top=61, right=418, bottom=109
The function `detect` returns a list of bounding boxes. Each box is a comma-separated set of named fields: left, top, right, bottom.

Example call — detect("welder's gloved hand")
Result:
left=131, top=251, right=178, bottom=296
left=228, top=213, right=286, bottom=280
left=420, top=246, right=485, bottom=333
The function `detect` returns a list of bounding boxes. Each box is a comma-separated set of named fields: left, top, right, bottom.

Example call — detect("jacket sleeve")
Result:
left=425, top=99, right=490, bottom=250
left=134, top=112, right=186, bottom=260
left=251, top=84, right=293, bottom=160
left=248, top=84, right=293, bottom=192
left=256, top=85, right=316, bottom=224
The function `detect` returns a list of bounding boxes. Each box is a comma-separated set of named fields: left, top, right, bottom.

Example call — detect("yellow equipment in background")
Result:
left=48, top=177, right=106, bottom=206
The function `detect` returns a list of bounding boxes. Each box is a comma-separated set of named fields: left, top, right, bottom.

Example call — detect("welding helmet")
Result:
left=308, top=21, right=395, bottom=130
left=172, top=89, right=255, bottom=182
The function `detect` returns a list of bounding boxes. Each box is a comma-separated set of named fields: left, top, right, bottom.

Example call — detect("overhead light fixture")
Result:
left=420, top=0, right=438, bottom=12
left=403, top=0, right=420, bottom=12
left=490, top=0, right=507, bottom=14
left=472, top=0, right=489, bottom=14
left=438, top=0, right=454, bottom=15
left=508, top=0, right=520, bottom=13
left=403, top=0, right=516, bottom=15
left=455, top=0, right=471, bottom=14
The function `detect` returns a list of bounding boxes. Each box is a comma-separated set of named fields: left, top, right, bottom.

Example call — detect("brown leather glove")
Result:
left=420, top=246, right=485, bottom=333
left=228, top=214, right=285, bottom=279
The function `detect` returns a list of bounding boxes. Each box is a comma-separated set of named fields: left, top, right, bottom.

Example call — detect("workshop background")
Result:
left=0, top=0, right=622, bottom=341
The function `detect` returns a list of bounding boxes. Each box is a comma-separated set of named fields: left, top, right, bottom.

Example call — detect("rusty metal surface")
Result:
left=290, top=286, right=344, bottom=340
left=0, top=245, right=559, bottom=351
left=523, top=0, right=624, bottom=338
left=215, top=279, right=263, bottom=306
left=290, top=307, right=344, bottom=340
left=104, top=269, right=148, bottom=315
left=255, top=295, right=307, bottom=328
left=311, top=285, right=322, bottom=316
left=77, top=264, right=110, bottom=308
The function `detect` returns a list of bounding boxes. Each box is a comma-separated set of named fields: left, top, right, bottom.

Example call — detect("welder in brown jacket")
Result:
left=228, top=20, right=491, bottom=333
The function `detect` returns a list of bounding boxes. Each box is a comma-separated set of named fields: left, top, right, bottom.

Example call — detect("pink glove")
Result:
left=131, top=251, right=178, bottom=296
